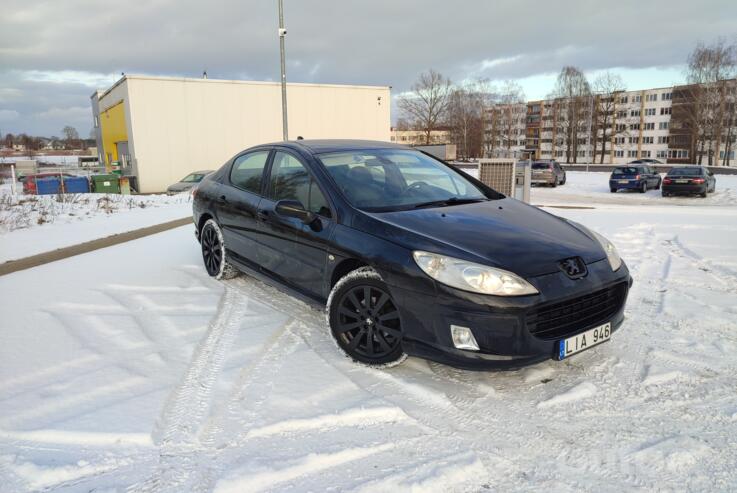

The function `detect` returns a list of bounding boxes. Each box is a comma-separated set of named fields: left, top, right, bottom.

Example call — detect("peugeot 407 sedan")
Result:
left=192, top=140, right=632, bottom=370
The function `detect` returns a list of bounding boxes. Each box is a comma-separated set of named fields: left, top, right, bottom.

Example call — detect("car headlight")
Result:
left=412, top=251, right=538, bottom=296
left=591, top=230, right=622, bottom=271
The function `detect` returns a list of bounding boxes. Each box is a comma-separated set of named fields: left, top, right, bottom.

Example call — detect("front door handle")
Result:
left=219, top=195, right=228, bottom=204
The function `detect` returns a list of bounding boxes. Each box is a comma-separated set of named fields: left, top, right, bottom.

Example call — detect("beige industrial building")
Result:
left=91, top=75, right=391, bottom=193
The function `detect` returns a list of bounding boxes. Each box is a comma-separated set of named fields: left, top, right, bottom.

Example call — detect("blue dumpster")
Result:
left=63, top=176, right=90, bottom=193
left=36, top=177, right=61, bottom=195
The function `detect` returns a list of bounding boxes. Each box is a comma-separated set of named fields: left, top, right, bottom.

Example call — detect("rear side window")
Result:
left=230, top=151, right=269, bottom=194
left=269, top=151, right=331, bottom=217
left=532, top=163, right=551, bottom=170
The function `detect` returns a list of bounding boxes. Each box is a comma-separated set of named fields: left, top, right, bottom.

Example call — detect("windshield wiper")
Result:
left=412, top=197, right=487, bottom=209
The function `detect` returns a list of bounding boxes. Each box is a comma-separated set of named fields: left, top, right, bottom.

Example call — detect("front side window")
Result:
left=269, top=152, right=330, bottom=217
left=230, top=151, right=269, bottom=194
left=318, top=149, right=488, bottom=211
left=181, top=173, right=207, bottom=183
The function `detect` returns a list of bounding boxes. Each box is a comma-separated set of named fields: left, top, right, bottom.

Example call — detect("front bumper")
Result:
left=388, top=259, right=632, bottom=370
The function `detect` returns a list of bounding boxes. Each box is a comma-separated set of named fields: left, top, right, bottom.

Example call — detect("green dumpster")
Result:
left=91, top=174, right=121, bottom=193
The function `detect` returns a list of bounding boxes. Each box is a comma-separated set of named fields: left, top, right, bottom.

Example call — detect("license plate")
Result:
left=676, top=179, right=689, bottom=184
left=618, top=179, right=629, bottom=184
left=557, top=322, right=611, bottom=360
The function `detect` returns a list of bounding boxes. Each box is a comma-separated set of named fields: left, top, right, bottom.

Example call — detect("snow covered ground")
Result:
left=0, top=189, right=191, bottom=263
left=1, top=172, right=736, bottom=491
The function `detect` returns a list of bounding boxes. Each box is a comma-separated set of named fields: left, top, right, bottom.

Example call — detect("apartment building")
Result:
left=390, top=128, right=451, bottom=146
left=486, top=81, right=736, bottom=165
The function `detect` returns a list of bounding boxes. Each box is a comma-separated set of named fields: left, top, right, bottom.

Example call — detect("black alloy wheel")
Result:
left=330, top=274, right=405, bottom=366
left=201, top=223, right=223, bottom=276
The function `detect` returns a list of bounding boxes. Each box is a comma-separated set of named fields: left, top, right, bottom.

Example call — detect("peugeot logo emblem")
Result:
left=560, top=257, right=587, bottom=279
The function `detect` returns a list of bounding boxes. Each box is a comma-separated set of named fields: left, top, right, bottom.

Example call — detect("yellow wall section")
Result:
left=100, top=101, right=128, bottom=169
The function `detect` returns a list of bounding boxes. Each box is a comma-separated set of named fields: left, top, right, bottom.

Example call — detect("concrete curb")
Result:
left=0, top=217, right=192, bottom=276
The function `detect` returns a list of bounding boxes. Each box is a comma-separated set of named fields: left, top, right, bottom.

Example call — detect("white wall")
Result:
left=110, top=76, right=390, bottom=193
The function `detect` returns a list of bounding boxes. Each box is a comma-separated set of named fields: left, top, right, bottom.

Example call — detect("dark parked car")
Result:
left=166, top=170, right=214, bottom=195
left=530, top=160, right=566, bottom=187
left=193, top=140, right=631, bottom=370
left=662, top=166, right=716, bottom=197
left=609, top=165, right=661, bottom=193
left=628, top=159, right=662, bottom=165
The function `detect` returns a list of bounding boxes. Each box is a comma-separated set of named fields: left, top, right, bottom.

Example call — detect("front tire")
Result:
left=327, top=268, right=407, bottom=367
left=200, top=219, right=239, bottom=280
left=639, top=182, right=647, bottom=193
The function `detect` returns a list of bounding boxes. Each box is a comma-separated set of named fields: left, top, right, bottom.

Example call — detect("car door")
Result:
left=257, top=150, right=335, bottom=298
left=217, top=149, right=272, bottom=268
left=647, top=166, right=659, bottom=187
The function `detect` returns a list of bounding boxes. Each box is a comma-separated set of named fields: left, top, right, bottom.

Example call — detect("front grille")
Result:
left=526, top=282, right=628, bottom=340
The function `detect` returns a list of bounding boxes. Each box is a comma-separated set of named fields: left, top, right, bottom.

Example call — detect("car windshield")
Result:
left=668, top=168, right=702, bottom=176
left=181, top=173, right=207, bottom=183
left=531, top=163, right=552, bottom=170
left=318, top=149, right=488, bottom=211
left=612, top=167, right=639, bottom=175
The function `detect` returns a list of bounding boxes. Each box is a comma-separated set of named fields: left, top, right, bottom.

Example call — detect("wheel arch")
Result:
left=329, top=258, right=369, bottom=290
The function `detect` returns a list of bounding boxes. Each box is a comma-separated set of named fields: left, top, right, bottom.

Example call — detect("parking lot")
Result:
left=1, top=171, right=736, bottom=491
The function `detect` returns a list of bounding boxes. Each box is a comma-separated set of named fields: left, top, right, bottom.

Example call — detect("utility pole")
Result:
left=278, top=0, right=288, bottom=141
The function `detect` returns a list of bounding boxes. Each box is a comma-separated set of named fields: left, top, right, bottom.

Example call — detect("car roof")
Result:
left=270, top=139, right=408, bottom=154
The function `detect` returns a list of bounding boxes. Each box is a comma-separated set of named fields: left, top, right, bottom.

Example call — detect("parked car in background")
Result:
left=166, top=170, right=214, bottom=195
left=22, top=172, right=74, bottom=194
left=193, top=140, right=631, bottom=370
left=531, top=160, right=566, bottom=187
left=609, top=165, right=661, bottom=193
left=628, top=159, right=662, bottom=165
left=662, top=166, right=716, bottom=198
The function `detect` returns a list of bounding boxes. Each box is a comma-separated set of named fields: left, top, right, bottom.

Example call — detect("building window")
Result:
left=646, top=94, right=658, bottom=102
left=616, top=124, right=626, bottom=132
left=669, top=149, right=689, bottom=159
left=659, top=121, right=669, bottom=130
left=615, top=150, right=624, bottom=157
left=645, top=108, right=656, bottom=116
left=720, top=151, right=735, bottom=159
left=643, top=122, right=655, bottom=130
left=615, top=137, right=626, bottom=144
left=617, top=110, right=627, bottom=119
left=657, top=150, right=668, bottom=158
left=628, top=150, right=638, bottom=158
left=662, top=92, right=672, bottom=100
left=660, top=107, right=672, bottom=115
left=629, top=123, right=640, bottom=130
left=642, top=136, right=654, bottom=144
left=619, top=96, right=628, bottom=104
left=629, top=137, right=639, bottom=144
left=642, top=150, right=651, bottom=158
left=633, top=95, right=642, bottom=103
left=658, top=136, right=670, bottom=144
left=630, top=109, right=640, bottom=117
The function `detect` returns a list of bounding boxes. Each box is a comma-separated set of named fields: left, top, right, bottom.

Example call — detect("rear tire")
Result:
left=654, top=179, right=661, bottom=190
left=551, top=178, right=558, bottom=188
left=700, top=190, right=708, bottom=198
left=639, top=182, right=647, bottom=193
left=327, top=268, right=407, bottom=368
left=200, top=219, right=239, bottom=280
left=610, top=188, right=617, bottom=193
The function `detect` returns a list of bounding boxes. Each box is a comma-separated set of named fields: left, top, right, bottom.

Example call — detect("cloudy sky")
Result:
left=1, top=0, right=736, bottom=137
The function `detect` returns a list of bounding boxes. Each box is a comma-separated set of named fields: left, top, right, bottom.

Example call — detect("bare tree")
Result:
left=551, top=66, right=591, bottom=163
left=62, top=125, right=80, bottom=150
left=446, top=79, right=496, bottom=159
left=487, top=81, right=525, bottom=157
left=592, top=72, right=626, bottom=163
left=684, top=39, right=737, bottom=165
left=398, top=70, right=453, bottom=145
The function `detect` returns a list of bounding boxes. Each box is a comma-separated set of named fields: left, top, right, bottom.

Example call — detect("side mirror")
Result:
left=275, top=199, right=315, bottom=224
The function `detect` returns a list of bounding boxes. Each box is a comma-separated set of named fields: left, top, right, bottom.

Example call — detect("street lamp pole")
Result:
left=278, top=0, right=288, bottom=141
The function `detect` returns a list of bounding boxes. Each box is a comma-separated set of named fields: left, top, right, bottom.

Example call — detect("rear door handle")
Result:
left=256, top=209, right=269, bottom=222
left=218, top=195, right=228, bottom=204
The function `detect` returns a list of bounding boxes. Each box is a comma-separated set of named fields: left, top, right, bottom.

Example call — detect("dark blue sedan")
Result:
left=192, top=140, right=632, bottom=370
left=609, top=165, right=662, bottom=193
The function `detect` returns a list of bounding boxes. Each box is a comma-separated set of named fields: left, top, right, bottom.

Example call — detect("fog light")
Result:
left=450, top=325, right=479, bottom=351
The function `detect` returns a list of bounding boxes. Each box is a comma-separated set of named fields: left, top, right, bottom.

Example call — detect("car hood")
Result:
left=362, top=198, right=606, bottom=278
